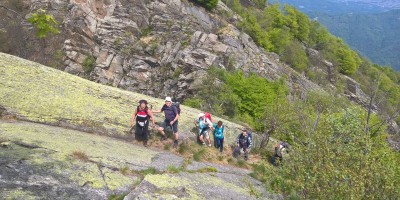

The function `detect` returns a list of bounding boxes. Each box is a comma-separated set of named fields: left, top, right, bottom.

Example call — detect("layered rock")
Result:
left=26, top=0, right=322, bottom=101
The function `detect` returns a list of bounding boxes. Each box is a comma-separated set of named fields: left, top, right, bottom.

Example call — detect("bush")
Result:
left=82, top=55, right=96, bottom=74
left=193, top=0, right=219, bottom=10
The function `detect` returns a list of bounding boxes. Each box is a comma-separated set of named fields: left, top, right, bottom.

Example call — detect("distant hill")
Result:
left=278, top=0, right=400, bottom=71
left=310, top=9, right=400, bottom=71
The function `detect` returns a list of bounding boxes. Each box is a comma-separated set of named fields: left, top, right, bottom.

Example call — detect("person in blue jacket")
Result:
left=213, top=121, right=225, bottom=152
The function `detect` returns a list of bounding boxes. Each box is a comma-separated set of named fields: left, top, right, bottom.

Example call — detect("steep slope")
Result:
left=0, top=52, right=243, bottom=143
left=0, top=53, right=282, bottom=199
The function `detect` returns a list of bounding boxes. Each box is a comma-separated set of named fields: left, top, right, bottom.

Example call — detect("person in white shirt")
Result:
left=195, top=113, right=213, bottom=147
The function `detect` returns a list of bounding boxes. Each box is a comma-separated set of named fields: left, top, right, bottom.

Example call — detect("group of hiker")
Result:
left=130, top=97, right=287, bottom=161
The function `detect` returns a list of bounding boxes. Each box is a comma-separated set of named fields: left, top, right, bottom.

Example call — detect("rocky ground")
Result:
left=0, top=120, right=281, bottom=199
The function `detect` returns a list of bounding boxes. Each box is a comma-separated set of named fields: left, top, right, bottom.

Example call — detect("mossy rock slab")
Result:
left=0, top=120, right=186, bottom=199
left=0, top=52, right=244, bottom=144
left=125, top=172, right=282, bottom=200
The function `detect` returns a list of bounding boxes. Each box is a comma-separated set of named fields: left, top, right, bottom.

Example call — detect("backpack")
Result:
left=172, top=102, right=181, bottom=115
left=205, top=112, right=212, bottom=122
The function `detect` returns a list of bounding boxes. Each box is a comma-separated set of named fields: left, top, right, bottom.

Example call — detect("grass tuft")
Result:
left=71, top=151, right=89, bottom=162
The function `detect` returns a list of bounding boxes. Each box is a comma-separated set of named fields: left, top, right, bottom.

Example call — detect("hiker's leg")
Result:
left=135, top=123, right=142, bottom=140
left=220, top=138, right=224, bottom=152
left=215, top=138, right=221, bottom=148
left=199, top=134, right=204, bottom=143
left=143, top=121, right=149, bottom=141
left=172, top=120, right=179, bottom=140
left=206, top=132, right=211, bottom=145
left=158, top=120, right=167, bottom=136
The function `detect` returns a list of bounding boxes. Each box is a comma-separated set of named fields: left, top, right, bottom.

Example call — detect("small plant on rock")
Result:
left=71, top=151, right=89, bottom=162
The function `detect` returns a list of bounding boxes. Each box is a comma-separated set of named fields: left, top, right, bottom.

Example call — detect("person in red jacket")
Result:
left=130, top=100, right=155, bottom=147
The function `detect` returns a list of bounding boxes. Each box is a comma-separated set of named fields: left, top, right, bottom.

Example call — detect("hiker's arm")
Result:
left=152, top=109, right=162, bottom=113
left=207, top=119, right=213, bottom=129
left=169, top=107, right=179, bottom=125
left=130, top=111, right=137, bottom=127
left=248, top=137, right=252, bottom=149
left=147, top=110, right=155, bottom=126
left=170, top=114, right=179, bottom=125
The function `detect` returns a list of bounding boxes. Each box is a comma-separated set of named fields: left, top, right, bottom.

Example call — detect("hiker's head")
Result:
left=242, top=128, right=247, bottom=136
left=165, top=97, right=172, bottom=106
left=198, top=113, right=205, bottom=119
left=217, top=121, right=223, bottom=127
left=139, top=99, right=148, bottom=109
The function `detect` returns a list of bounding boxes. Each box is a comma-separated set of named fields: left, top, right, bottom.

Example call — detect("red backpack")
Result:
left=205, top=112, right=212, bottom=122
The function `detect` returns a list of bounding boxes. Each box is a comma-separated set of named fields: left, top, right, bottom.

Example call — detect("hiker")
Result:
left=273, top=141, right=290, bottom=165
left=130, top=99, right=155, bottom=147
left=233, top=128, right=252, bottom=160
left=213, top=121, right=224, bottom=152
left=195, top=113, right=213, bottom=147
left=152, top=97, right=180, bottom=148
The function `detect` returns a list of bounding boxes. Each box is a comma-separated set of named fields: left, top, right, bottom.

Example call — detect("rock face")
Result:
left=21, top=0, right=321, bottom=102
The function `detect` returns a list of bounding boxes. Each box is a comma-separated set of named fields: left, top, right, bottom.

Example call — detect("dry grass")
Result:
left=127, top=133, right=262, bottom=170
left=71, top=151, right=89, bottom=162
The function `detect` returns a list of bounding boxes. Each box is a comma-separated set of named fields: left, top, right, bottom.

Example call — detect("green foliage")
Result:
left=193, top=148, right=206, bottom=161
left=82, top=55, right=96, bottom=74
left=178, top=142, right=190, bottom=154
left=140, top=26, right=152, bottom=37
left=27, top=9, right=59, bottom=39
left=138, top=168, right=157, bottom=177
left=108, top=193, right=127, bottom=200
left=186, top=67, right=288, bottom=130
left=271, top=108, right=400, bottom=199
left=193, top=0, right=219, bottom=10
left=336, top=47, right=362, bottom=75
left=183, top=98, right=202, bottom=109
left=281, top=40, right=309, bottom=72
left=166, top=165, right=183, bottom=173
left=197, top=166, right=218, bottom=173
left=222, top=0, right=365, bottom=75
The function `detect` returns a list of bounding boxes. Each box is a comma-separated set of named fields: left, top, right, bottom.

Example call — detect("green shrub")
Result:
left=82, top=55, right=96, bottom=74
left=193, top=149, right=206, bottom=161
left=193, top=0, right=219, bottom=10
left=197, top=166, right=218, bottom=173
left=27, top=9, right=59, bottom=39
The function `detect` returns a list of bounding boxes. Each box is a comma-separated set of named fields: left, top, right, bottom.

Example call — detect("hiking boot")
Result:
left=143, top=140, right=148, bottom=147
left=173, top=140, right=178, bottom=148
left=244, top=152, right=248, bottom=161
left=161, top=135, right=167, bottom=141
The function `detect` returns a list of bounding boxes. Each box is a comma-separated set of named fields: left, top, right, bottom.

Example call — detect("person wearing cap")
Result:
left=153, top=97, right=180, bottom=148
left=235, top=128, right=252, bottom=160
left=130, top=99, right=155, bottom=147
left=195, top=113, right=213, bottom=147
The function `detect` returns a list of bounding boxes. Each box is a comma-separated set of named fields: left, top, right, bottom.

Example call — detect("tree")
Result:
left=27, top=9, right=59, bottom=39
left=27, top=9, right=59, bottom=63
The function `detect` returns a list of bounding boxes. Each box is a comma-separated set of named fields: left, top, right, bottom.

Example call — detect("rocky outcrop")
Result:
left=20, top=0, right=322, bottom=102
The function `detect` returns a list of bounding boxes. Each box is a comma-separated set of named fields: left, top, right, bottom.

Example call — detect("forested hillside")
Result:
left=278, top=0, right=400, bottom=71
left=310, top=9, right=400, bottom=71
